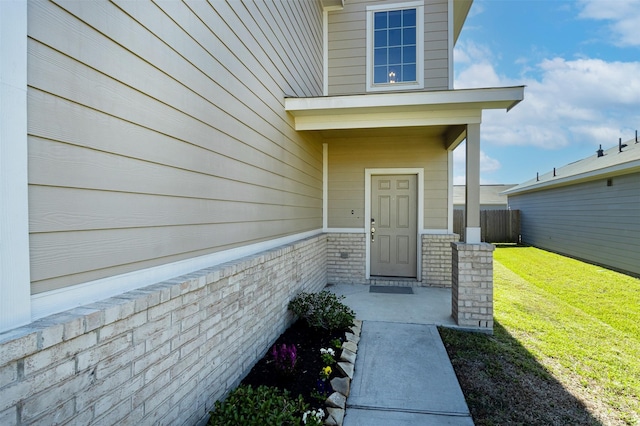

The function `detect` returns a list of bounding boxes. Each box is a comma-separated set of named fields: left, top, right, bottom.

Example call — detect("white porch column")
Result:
left=465, top=123, right=481, bottom=243
left=0, top=0, right=31, bottom=332
left=453, top=123, right=494, bottom=332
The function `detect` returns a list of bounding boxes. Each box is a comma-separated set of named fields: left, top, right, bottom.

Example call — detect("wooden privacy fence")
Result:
left=453, top=209, right=521, bottom=243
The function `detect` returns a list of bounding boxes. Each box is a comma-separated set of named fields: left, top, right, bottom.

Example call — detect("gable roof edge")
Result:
left=504, top=159, right=640, bottom=196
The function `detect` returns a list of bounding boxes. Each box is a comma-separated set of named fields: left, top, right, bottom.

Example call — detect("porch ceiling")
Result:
left=317, top=125, right=449, bottom=139
left=285, top=86, right=524, bottom=132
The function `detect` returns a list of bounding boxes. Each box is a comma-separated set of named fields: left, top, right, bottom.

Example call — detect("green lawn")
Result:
left=440, top=246, right=640, bottom=425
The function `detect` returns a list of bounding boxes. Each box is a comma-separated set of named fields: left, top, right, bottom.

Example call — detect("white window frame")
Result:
left=366, top=1, right=424, bottom=92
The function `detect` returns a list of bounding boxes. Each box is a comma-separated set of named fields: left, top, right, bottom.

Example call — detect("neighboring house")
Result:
left=505, top=138, right=640, bottom=277
left=453, top=184, right=515, bottom=210
left=0, top=1, right=523, bottom=424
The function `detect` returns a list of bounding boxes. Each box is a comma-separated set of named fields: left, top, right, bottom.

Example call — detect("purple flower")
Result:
left=271, top=343, right=297, bottom=374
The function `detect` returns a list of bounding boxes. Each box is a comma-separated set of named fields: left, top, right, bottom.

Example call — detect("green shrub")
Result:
left=208, top=385, right=308, bottom=426
left=288, top=291, right=355, bottom=332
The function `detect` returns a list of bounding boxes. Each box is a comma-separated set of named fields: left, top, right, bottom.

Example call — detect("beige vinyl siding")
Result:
left=423, top=2, right=449, bottom=90
left=27, top=0, right=323, bottom=294
left=326, top=129, right=448, bottom=229
left=328, top=0, right=449, bottom=95
left=508, top=172, right=640, bottom=277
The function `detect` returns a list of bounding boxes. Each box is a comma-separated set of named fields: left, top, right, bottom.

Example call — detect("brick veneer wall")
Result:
left=451, top=242, right=494, bottom=331
left=327, top=233, right=366, bottom=285
left=327, top=232, right=459, bottom=287
left=421, top=234, right=459, bottom=287
left=0, top=234, right=327, bottom=425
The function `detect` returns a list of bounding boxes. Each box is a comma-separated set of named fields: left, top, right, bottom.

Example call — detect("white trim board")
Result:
left=0, top=1, right=31, bottom=334
left=365, top=168, right=424, bottom=280
left=323, top=143, right=328, bottom=230
left=420, top=229, right=452, bottom=235
left=447, top=149, right=454, bottom=233
left=324, top=228, right=366, bottom=234
left=466, top=227, right=481, bottom=244
left=286, top=86, right=525, bottom=112
left=447, top=0, right=454, bottom=90
left=322, top=2, right=344, bottom=95
left=285, top=86, right=525, bottom=131
left=31, top=229, right=323, bottom=321
left=322, top=9, right=329, bottom=96
left=325, top=229, right=452, bottom=235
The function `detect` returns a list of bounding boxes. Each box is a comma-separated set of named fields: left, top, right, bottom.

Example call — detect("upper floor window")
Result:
left=366, top=1, right=424, bottom=92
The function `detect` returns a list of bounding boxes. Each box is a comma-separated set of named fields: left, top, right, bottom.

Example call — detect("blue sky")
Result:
left=453, top=0, right=640, bottom=185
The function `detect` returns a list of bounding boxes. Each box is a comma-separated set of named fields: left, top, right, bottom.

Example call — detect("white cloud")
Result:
left=453, top=174, right=466, bottom=185
left=453, top=41, right=503, bottom=87
left=453, top=144, right=502, bottom=184
left=454, top=40, right=494, bottom=65
left=578, top=0, right=640, bottom=47
left=456, top=63, right=503, bottom=88
left=454, top=43, right=640, bottom=150
left=467, top=2, right=484, bottom=19
left=537, top=58, right=640, bottom=107
left=480, top=150, right=501, bottom=173
left=452, top=1, right=640, bottom=183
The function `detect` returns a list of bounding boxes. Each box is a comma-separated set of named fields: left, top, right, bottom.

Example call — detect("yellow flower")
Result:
left=323, top=366, right=332, bottom=376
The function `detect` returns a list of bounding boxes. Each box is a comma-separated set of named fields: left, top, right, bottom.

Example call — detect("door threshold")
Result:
left=369, top=286, right=414, bottom=294
left=368, top=277, right=419, bottom=287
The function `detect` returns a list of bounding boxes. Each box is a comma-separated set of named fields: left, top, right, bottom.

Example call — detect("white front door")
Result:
left=370, top=174, right=417, bottom=277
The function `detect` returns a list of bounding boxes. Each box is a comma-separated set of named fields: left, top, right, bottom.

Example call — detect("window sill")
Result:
left=366, top=82, right=425, bottom=93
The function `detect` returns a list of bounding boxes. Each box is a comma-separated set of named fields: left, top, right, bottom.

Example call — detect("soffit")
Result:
left=318, top=125, right=448, bottom=139
left=453, top=0, right=473, bottom=45
left=320, top=0, right=344, bottom=11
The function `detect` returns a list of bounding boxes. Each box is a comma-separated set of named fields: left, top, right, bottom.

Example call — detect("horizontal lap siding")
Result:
left=327, top=131, right=448, bottom=229
left=27, top=0, right=324, bottom=294
left=509, top=173, right=640, bottom=276
left=423, top=3, right=449, bottom=90
left=328, top=0, right=449, bottom=95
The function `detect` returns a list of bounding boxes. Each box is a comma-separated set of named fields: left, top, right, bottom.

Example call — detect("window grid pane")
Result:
left=373, top=8, right=418, bottom=84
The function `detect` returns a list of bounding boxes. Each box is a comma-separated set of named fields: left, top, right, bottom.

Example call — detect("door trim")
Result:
left=365, top=168, right=424, bottom=280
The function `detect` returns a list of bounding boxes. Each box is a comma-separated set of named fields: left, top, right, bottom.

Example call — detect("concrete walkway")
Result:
left=328, top=284, right=474, bottom=426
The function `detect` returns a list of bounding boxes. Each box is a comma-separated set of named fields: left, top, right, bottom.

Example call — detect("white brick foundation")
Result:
left=421, top=234, right=459, bottom=287
left=0, top=235, right=327, bottom=425
left=328, top=233, right=460, bottom=287
left=0, top=233, right=498, bottom=424
left=327, top=233, right=367, bottom=285
left=451, top=242, right=494, bottom=331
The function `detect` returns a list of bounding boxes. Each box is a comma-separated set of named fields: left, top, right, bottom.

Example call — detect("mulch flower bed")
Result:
left=241, top=318, right=348, bottom=411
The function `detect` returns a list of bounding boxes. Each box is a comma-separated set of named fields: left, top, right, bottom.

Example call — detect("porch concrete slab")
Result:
left=345, top=321, right=471, bottom=421
left=327, top=284, right=456, bottom=326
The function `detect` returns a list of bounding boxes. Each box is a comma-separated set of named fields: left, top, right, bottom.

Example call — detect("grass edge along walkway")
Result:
left=441, top=247, right=640, bottom=425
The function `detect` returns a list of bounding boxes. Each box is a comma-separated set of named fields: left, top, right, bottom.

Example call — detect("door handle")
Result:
left=370, top=218, right=375, bottom=242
